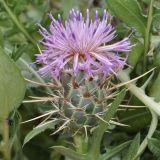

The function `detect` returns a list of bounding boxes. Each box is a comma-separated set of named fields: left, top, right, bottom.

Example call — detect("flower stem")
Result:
left=143, top=0, right=154, bottom=71
left=134, top=110, right=158, bottom=159
left=0, top=0, right=36, bottom=45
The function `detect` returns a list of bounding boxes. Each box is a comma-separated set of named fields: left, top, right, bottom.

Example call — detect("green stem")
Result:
left=134, top=110, right=158, bottom=159
left=2, top=117, right=10, bottom=160
left=0, top=0, right=36, bottom=45
left=89, top=130, right=105, bottom=160
left=73, top=135, right=88, bottom=154
left=118, top=70, right=160, bottom=116
left=143, top=0, right=154, bottom=71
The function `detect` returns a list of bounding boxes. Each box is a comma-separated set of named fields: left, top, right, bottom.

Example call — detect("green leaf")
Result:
left=128, top=38, right=144, bottom=66
left=118, top=108, right=151, bottom=133
left=153, top=130, right=160, bottom=140
left=102, top=140, right=131, bottom=160
left=0, top=49, right=26, bottom=118
left=23, top=120, right=57, bottom=146
left=11, top=44, right=29, bottom=61
left=153, top=1, right=160, bottom=10
left=123, top=133, right=140, bottom=160
left=150, top=72, right=160, bottom=102
left=152, top=14, right=160, bottom=32
left=148, top=138, right=160, bottom=160
left=52, top=146, right=88, bottom=160
left=103, top=89, right=126, bottom=123
left=90, top=90, right=126, bottom=158
left=106, top=0, right=147, bottom=35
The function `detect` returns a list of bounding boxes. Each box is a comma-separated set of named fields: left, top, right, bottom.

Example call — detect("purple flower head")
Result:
left=36, top=9, right=132, bottom=78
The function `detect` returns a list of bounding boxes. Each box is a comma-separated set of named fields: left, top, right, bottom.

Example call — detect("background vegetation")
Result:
left=0, top=0, right=160, bottom=160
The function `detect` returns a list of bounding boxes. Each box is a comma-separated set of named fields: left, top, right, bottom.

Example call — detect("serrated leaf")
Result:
left=52, top=146, right=88, bottom=160
left=148, top=138, right=160, bottom=160
left=106, top=0, right=147, bottom=35
left=123, top=133, right=140, bottom=160
left=23, top=120, right=57, bottom=146
left=0, top=49, right=26, bottom=118
left=102, top=140, right=131, bottom=160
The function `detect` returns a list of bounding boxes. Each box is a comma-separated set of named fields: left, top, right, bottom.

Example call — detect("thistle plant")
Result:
left=1, top=0, right=160, bottom=160
left=23, top=9, right=132, bottom=160
left=36, top=10, right=131, bottom=131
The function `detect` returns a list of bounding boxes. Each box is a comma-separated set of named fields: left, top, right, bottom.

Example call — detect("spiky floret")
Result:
left=36, top=9, right=132, bottom=78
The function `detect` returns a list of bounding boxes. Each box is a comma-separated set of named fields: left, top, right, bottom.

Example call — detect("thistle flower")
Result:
left=36, top=9, right=132, bottom=78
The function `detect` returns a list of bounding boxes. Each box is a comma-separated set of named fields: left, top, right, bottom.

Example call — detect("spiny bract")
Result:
left=47, top=72, right=115, bottom=134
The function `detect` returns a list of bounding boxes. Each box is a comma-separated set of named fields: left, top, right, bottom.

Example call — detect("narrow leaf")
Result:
left=123, top=133, right=140, bottom=160
left=11, top=44, right=29, bottom=61
left=52, top=146, right=88, bottom=160
left=103, top=89, right=126, bottom=123
left=102, top=140, right=132, bottom=160
left=23, top=120, right=57, bottom=146
left=106, top=0, right=147, bottom=35
left=148, top=138, right=160, bottom=160
left=150, top=72, right=160, bottom=102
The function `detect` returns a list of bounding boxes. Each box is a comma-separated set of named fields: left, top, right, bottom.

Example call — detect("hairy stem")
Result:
left=0, top=0, right=36, bottom=45
left=134, top=110, right=158, bottom=159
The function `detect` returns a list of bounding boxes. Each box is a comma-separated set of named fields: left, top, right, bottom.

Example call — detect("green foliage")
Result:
left=103, top=89, right=126, bottom=123
left=152, top=14, right=160, bottom=32
left=123, top=133, right=140, bottom=160
left=150, top=72, right=160, bottom=102
left=11, top=44, right=30, bottom=61
left=128, top=38, right=144, bottom=66
left=23, top=120, right=58, bottom=146
left=118, top=108, right=151, bottom=133
left=106, top=0, right=147, bottom=35
left=102, top=140, right=131, bottom=160
left=0, top=0, right=160, bottom=160
left=0, top=49, right=26, bottom=118
left=90, top=89, right=126, bottom=159
left=52, top=146, right=88, bottom=160
left=148, top=138, right=160, bottom=160
left=60, top=0, right=79, bottom=19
